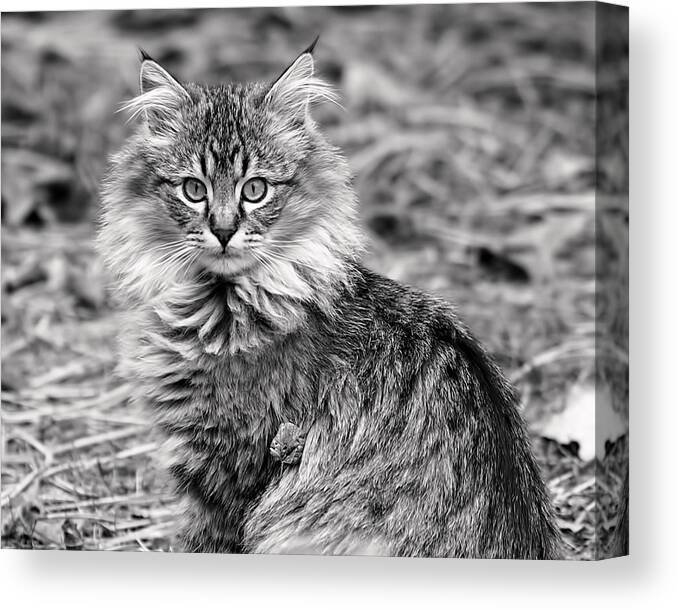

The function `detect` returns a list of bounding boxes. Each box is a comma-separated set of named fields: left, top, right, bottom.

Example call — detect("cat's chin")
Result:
left=200, top=252, right=256, bottom=278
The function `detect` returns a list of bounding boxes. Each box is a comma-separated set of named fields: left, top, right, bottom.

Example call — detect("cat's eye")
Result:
left=241, top=178, right=268, bottom=204
left=182, top=177, right=208, bottom=203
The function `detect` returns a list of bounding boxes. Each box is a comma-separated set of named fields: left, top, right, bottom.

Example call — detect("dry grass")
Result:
left=1, top=4, right=627, bottom=558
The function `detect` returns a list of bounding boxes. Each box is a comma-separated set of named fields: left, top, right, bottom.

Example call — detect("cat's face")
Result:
left=134, top=75, right=310, bottom=278
left=105, top=47, right=359, bottom=287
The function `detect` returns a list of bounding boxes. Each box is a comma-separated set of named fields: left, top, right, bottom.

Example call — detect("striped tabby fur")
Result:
left=98, top=45, right=562, bottom=558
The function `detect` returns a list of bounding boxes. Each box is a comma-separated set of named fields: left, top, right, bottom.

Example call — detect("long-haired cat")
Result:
left=98, top=42, right=562, bottom=558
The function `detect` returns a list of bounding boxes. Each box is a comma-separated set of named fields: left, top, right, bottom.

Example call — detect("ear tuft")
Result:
left=120, top=58, right=191, bottom=133
left=138, top=47, right=154, bottom=62
left=303, top=34, right=320, bottom=56
left=265, top=44, right=338, bottom=121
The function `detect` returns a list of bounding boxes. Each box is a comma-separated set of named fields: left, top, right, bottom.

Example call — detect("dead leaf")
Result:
left=537, top=381, right=626, bottom=461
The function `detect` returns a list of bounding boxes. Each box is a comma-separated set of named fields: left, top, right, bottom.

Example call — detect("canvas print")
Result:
left=0, top=2, right=628, bottom=559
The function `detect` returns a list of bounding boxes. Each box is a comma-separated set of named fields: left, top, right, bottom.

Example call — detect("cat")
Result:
left=97, top=42, right=563, bottom=558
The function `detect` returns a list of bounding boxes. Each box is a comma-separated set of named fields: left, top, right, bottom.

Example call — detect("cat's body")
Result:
left=99, top=46, right=562, bottom=558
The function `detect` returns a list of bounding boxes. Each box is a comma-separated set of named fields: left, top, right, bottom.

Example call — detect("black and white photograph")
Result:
left=1, top=2, right=628, bottom=561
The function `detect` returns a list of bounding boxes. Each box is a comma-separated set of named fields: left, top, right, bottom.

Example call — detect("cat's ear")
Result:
left=265, top=37, right=337, bottom=121
left=122, top=51, right=191, bottom=133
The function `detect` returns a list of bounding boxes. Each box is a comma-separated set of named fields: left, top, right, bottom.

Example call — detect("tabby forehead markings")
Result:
left=204, top=141, right=216, bottom=177
left=192, top=155, right=207, bottom=182
left=232, top=149, right=246, bottom=180
left=209, top=139, right=221, bottom=157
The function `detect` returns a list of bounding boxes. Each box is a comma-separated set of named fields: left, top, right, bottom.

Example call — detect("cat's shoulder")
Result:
left=345, top=263, right=464, bottom=334
left=341, top=263, right=509, bottom=383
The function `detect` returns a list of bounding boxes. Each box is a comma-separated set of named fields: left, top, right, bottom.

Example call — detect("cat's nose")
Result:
left=210, top=226, right=237, bottom=249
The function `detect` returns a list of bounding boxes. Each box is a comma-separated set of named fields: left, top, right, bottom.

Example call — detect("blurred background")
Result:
left=1, top=3, right=628, bottom=558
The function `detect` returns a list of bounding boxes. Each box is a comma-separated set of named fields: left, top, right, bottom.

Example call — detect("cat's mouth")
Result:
left=200, top=248, right=257, bottom=277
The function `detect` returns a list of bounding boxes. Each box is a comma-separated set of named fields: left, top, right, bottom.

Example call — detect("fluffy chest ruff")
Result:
left=121, top=277, right=322, bottom=551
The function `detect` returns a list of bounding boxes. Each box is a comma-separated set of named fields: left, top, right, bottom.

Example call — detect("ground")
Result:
left=1, top=4, right=628, bottom=558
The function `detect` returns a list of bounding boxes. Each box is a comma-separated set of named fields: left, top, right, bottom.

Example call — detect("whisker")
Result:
left=154, top=246, right=196, bottom=279
left=174, top=250, right=202, bottom=277
left=264, top=238, right=314, bottom=248
left=262, top=250, right=337, bottom=272
left=146, top=240, right=192, bottom=256
left=250, top=251, right=280, bottom=279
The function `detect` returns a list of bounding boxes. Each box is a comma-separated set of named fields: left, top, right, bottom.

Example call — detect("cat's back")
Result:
left=319, top=264, right=519, bottom=417
left=245, top=265, right=562, bottom=558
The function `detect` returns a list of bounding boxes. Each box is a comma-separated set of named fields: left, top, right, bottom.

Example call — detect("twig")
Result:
left=96, top=522, right=174, bottom=550
left=74, top=413, right=147, bottom=426
left=17, top=385, right=103, bottom=401
left=554, top=476, right=596, bottom=503
left=1, top=384, right=131, bottom=424
left=43, top=477, right=99, bottom=499
left=51, top=425, right=148, bottom=456
left=28, top=360, right=106, bottom=389
left=1, top=336, right=33, bottom=361
left=574, top=501, right=597, bottom=528
left=0, top=442, right=158, bottom=508
left=547, top=471, right=574, bottom=489
left=510, top=340, right=595, bottom=383
left=9, top=428, right=55, bottom=464
left=44, top=492, right=174, bottom=513
left=35, top=512, right=118, bottom=524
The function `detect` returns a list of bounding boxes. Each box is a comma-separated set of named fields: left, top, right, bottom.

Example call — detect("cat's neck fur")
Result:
left=150, top=254, right=352, bottom=356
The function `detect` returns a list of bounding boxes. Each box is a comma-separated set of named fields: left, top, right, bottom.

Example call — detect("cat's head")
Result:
left=99, top=42, right=362, bottom=305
